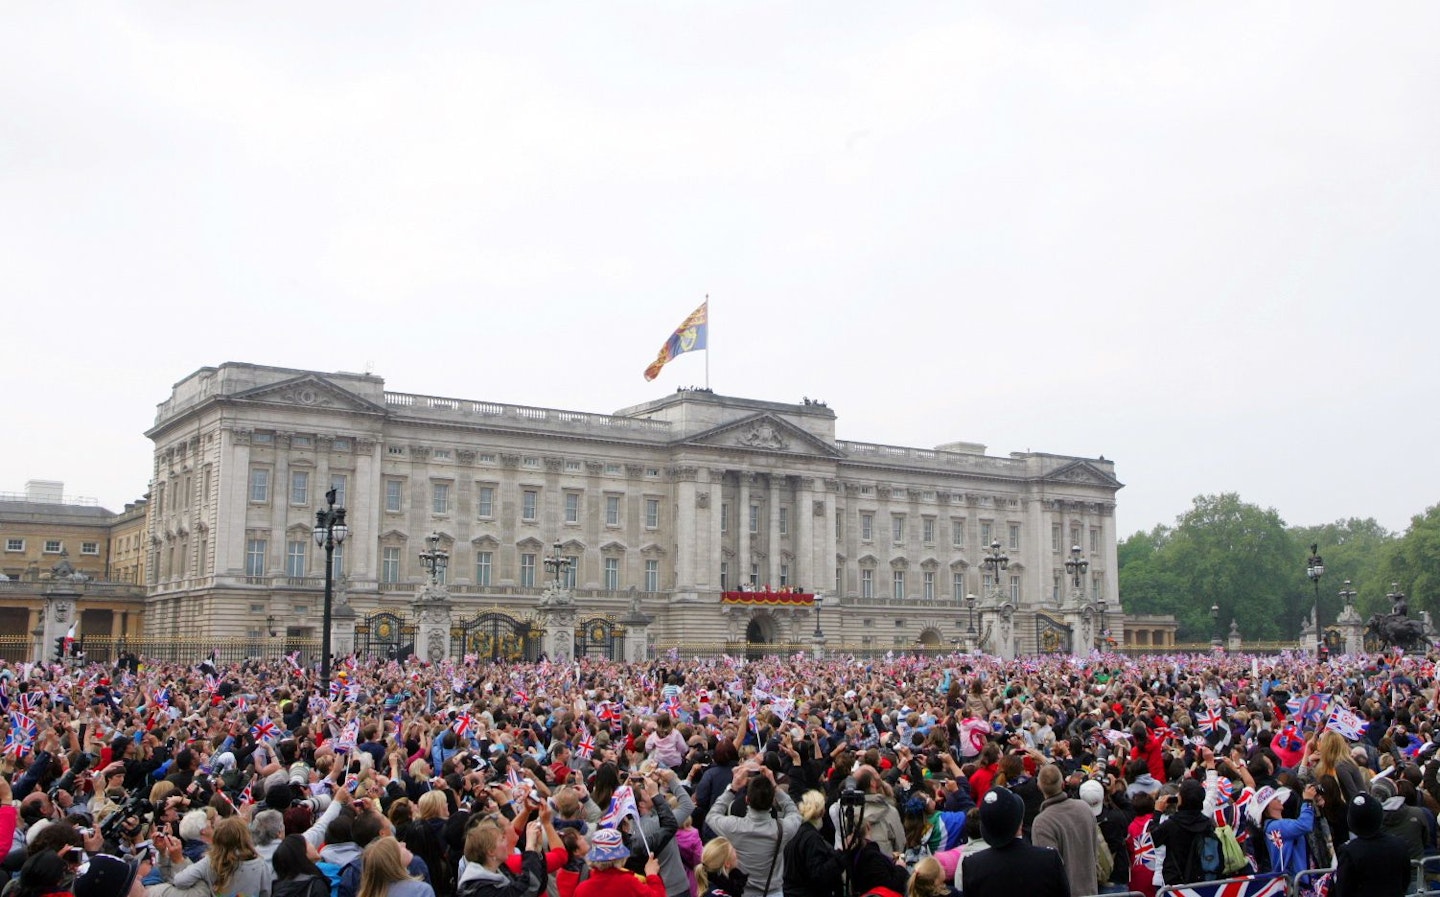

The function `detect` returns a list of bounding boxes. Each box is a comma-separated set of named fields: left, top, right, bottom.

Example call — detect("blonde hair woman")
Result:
left=907, top=858, right=949, bottom=897
left=357, top=837, right=434, bottom=897
left=696, top=838, right=746, bottom=897
left=781, top=791, right=844, bottom=897
left=1310, top=728, right=1367, bottom=840
left=165, top=815, right=274, bottom=897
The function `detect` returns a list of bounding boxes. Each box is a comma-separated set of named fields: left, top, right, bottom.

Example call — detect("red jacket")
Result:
left=1131, top=731, right=1166, bottom=783
left=574, top=867, right=666, bottom=897
left=969, top=762, right=999, bottom=802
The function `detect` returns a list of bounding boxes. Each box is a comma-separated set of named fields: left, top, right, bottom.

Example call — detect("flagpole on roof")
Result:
left=705, top=293, right=710, bottom=391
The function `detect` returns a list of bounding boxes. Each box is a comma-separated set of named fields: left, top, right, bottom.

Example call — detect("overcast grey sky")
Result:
left=3, top=3, right=1437, bottom=540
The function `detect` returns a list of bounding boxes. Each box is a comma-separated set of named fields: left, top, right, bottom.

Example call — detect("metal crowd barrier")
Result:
left=1154, top=871, right=1289, bottom=897
left=1414, top=856, right=1440, bottom=894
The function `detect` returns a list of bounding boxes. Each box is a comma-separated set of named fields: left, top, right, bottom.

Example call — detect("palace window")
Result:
left=385, top=480, right=403, bottom=513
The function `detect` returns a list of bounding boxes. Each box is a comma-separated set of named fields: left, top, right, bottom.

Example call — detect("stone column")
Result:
left=1226, top=619, right=1243, bottom=653
left=674, top=470, right=697, bottom=590
left=620, top=598, right=653, bottom=663
left=538, top=586, right=577, bottom=661
left=737, top=475, right=750, bottom=587
left=1067, top=607, right=1095, bottom=656
left=1335, top=604, right=1364, bottom=655
left=412, top=583, right=454, bottom=663
left=330, top=599, right=357, bottom=659
left=768, top=475, right=782, bottom=587
left=39, top=585, right=81, bottom=665
left=994, top=603, right=1017, bottom=661
left=796, top=478, right=814, bottom=592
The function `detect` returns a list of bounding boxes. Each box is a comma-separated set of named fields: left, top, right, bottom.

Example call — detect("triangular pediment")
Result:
left=1042, top=460, right=1122, bottom=488
left=682, top=413, right=843, bottom=458
left=230, top=374, right=387, bottom=415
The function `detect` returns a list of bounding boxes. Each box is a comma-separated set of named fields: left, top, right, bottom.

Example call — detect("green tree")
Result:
left=1289, top=518, right=1395, bottom=621
left=1120, top=494, right=1300, bottom=641
left=1377, top=504, right=1440, bottom=621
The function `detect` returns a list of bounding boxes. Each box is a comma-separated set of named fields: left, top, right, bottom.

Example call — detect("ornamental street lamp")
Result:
left=313, top=487, right=349, bottom=696
left=1306, top=543, right=1325, bottom=650
left=419, top=532, right=449, bottom=585
left=543, top=541, right=574, bottom=590
left=981, top=540, right=1009, bottom=603
left=1338, top=580, right=1357, bottom=613
left=1064, top=544, right=1089, bottom=605
left=1210, top=603, right=1220, bottom=646
left=966, top=592, right=978, bottom=636
left=1097, top=596, right=1108, bottom=647
left=813, top=593, right=825, bottom=638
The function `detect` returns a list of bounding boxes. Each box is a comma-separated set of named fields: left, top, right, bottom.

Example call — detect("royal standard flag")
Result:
left=643, top=300, right=708, bottom=381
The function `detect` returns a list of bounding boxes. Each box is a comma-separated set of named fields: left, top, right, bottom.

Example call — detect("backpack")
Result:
left=1215, top=824, right=1248, bottom=876
left=1186, top=830, right=1225, bottom=882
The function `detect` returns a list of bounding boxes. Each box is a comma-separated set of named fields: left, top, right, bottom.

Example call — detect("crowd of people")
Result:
left=0, top=647, right=1436, bottom=897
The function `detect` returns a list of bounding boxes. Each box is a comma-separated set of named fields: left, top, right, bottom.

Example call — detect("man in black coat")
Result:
left=1334, top=792, right=1410, bottom=897
left=962, top=786, right=1070, bottom=897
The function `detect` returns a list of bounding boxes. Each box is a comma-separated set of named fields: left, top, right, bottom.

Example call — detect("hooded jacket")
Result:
left=1150, top=804, right=1216, bottom=885
left=457, top=851, right=545, bottom=897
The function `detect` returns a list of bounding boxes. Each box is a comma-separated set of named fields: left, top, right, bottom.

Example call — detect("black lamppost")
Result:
left=543, top=541, right=573, bottom=590
left=1306, top=543, right=1325, bottom=651
left=313, top=487, right=349, bottom=695
left=812, top=593, right=825, bottom=638
left=982, top=540, right=1009, bottom=603
left=1097, top=596, right=1108, bottom=647
left=266, top=615, right=277, bottom=638
left=966, top=592, right=978, bottom=637
left=419, top=532, right=448, bottom=584
left=1210, top=603, right=1220, bottom=646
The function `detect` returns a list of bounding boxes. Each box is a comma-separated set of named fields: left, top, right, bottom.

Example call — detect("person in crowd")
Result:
left=1333, top=793, right=1409, bottom=897
left=272, top=834, right=334, bottom=897
left=1032, top=764, right=1100, bottom=897
left=1248, top=784, right=1316, bottom=878
left=15, top=851, right=75, bottom=897
left=164, top=815, right=275, bottom=897
left=455, top=819, right=545, bottom=897
left=252, top=810, right=286, bottom=863
left=1150, top=779, right=1215, bottom=886
left=574, top=829, right=664, bottom=897
left=961, top=787, right=1068, bottom=897
left=695, top=838, right=747, bottom=897
left=356, top=837, right=433, bottom=897
left=781, top=791, right=843, bottom=897
left=1124, top=791, right=1158, bottom=897
left=705, top=763, right=801, bottom=897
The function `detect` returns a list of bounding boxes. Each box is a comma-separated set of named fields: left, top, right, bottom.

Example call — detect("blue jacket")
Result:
left=1262, top=803, right=1315, bottom=876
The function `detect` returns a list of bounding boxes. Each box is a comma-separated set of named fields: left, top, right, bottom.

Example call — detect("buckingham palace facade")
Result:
left=141, top=363, right=1126, bottom=657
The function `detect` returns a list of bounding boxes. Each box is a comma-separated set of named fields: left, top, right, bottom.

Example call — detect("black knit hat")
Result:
left=1349, top=792, right=1384, bottom=838
left=979, top=786, right=1024, bottom=847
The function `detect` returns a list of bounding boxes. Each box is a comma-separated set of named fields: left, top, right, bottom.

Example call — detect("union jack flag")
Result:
left=4, top=712, right=37, bottom=758
left=1268, top=827, right=1284, bottom=853
left=18, top=692, right=41, bottom=712
left=660, top=695, right=681, bottom=717
left=238, top=776, right=256, bottom=806
left=346, top=683, right=361, bottom=703
left=597, top=701, right=624, bottom=726
left=1199, top=707, right=1225, bottom=734
left=234, top=695, right=250, bottom=712
left=153, top=688, right=171, bottom=709
left=285, top=651, right=303, bottom=672
left=452, top=712, right=472, bottom=737
left=512, top=688, right=529, bottom=705
left=1170, top=872, right=1288, bottom=897
left=329, top=680, right=343, bottom=700
left=0, top=685, right=9, bottom=712
left=575, top=726, right=595, bottom=761
left=1131, top=825, right=1157, bottom=871
left=250, top=718, right=277, bottom=741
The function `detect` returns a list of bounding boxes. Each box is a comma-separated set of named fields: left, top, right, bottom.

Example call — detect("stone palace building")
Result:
left=137, top=362, right=1139, bottom=660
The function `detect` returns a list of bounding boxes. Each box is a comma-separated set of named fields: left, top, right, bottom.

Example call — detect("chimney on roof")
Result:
left=24, top=480, right=64, bottom=503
